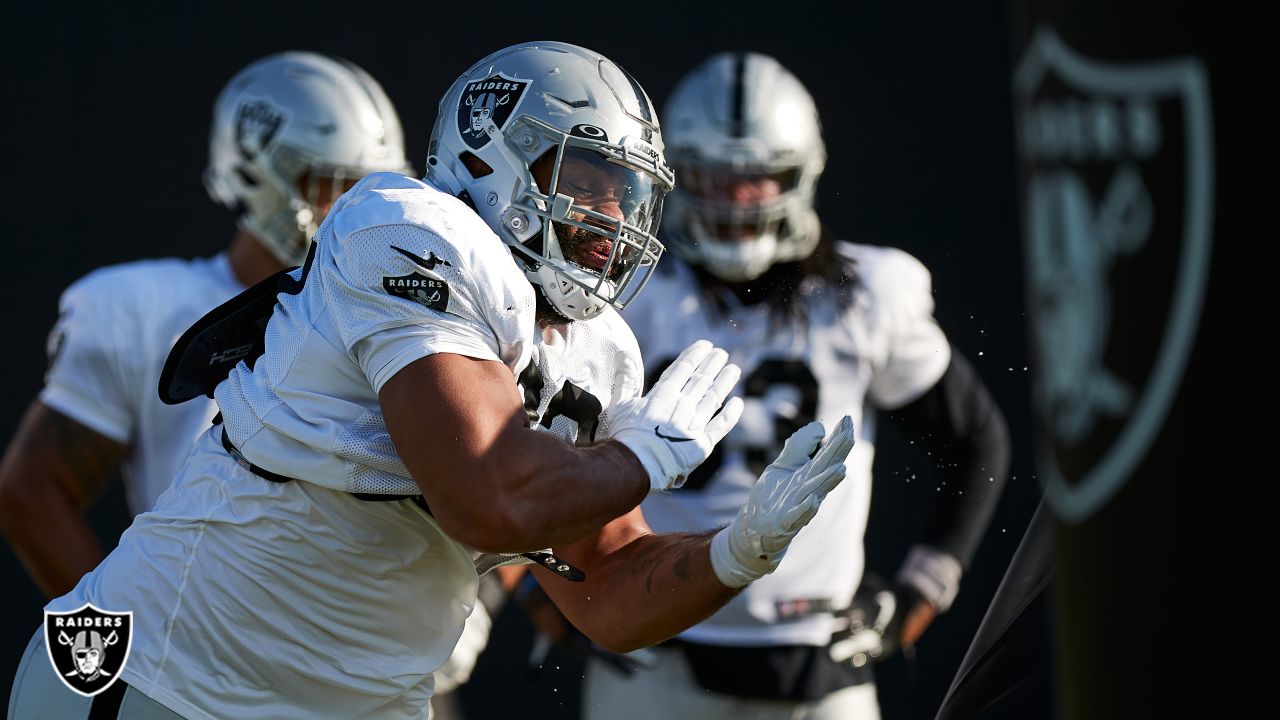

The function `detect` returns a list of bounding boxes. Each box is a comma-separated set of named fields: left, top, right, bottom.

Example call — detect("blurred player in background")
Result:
left=575, top=51, right=1012, bottom=719
left=0, top=49, right=410, bottom=597
left=0, top=50, right=484, bottom=718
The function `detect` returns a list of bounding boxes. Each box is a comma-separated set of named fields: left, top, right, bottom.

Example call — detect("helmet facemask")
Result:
left=447, top=114, right=671, bottom=321
left=231, top=145, right=368, bottom=267
left=524, top=139, right=667, bottom=319
left=675, top=164, right=813, bottom=282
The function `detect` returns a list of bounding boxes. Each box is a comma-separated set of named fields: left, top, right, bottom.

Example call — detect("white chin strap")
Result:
left=698, top=231, right=779, bottom=282
left=532, top=263, right=614, bottom=321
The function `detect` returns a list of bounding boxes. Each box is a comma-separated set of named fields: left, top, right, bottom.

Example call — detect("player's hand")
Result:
left=609, top=340, right=744, bottom=491
left=829, top=574, right=935, bottom=666
left=899, top=595, right=938, bottom=649
left=710, top=416, right=855, bottom=588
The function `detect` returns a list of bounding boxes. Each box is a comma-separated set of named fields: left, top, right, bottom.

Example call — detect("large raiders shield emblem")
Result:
left=1014, top=27, right=1214, bottom=523
left=44, top=603, right=134, bottom=697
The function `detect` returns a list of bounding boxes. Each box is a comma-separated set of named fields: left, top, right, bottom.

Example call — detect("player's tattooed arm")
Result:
left=530, top=508, right=738, bottom=653
left=0, top=401, right=129, bottom=598
left=626, top=530, right=707, bottom=594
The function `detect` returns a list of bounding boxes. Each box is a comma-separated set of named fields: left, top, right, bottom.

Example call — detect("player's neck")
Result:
left=227, top=229, right=288, bottom=287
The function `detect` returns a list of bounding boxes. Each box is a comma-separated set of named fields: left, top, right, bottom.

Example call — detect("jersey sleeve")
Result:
left=38, top=273, right=140, bottom=443
left=321, top=219, right=531, bottom=395
left=861, top=247, right=952, bottom=409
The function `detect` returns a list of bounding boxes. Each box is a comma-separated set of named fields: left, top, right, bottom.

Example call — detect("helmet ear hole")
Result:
left=521, top=231, right=545, bottom=261
left=235, top=167, right=260, bottom=187
left=459, top=151, right=493, bottom=179
left=528, top=149, right=557, bottom=193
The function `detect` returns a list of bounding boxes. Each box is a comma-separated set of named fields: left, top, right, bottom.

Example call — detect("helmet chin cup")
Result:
left=534, top=262, right=613, bottom=321
left=697, top=231, right=780, bottom=282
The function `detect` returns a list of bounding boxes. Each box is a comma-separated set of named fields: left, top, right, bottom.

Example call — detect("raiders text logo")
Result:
left=384, top=272, right=450, bottom=312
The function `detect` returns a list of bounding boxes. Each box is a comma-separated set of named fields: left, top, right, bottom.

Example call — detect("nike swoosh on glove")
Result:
left=710, top=416, right=856, bottom=588
left=610, top=339, right=745, bottom=492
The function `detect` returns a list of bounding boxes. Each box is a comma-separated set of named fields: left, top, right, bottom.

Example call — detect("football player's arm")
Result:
left=883, top=350, right=1011, bottom=645
left=531, top=509, right=734, bottom=653
left=860, top=248, right=1009, bottom=648
left=0, top=401, right=128, bottom=598
left=380, top=335, right=743, bottom=553
left=531, top=418, right=854, bottom=653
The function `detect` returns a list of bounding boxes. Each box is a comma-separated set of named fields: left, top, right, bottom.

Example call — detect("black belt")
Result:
left=667, top=639, right=874, bottom=700
left=217, top=425, right=422, bottom=504
left=219, top=426, right=584, bottom=581
left=89, top=678, right=128, bottom=719
left=220, top=427, right=295, bottom=484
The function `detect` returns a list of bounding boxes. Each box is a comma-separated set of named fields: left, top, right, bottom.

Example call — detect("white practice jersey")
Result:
left=49, top=172, right=641, bottom=719
left=623, top=243, right=950, bottom=646
left=40, top=254, right=243, bottom=513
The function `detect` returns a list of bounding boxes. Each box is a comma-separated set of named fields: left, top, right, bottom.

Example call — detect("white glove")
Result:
left=610, top=340, right=745, bottom=491
left=710, top=415, right=856, bottom=588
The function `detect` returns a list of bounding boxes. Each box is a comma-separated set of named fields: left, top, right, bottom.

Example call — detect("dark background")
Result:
left=1, top=1, right=1048, bottom=717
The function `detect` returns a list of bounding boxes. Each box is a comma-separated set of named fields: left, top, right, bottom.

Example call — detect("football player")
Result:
left=582, top=51, right=1012, bottom=719
left=0, top=50, right=487, bottom=719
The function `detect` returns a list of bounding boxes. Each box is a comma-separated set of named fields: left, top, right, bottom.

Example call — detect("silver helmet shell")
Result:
left=426, top=41, right=674, bottom=321
left=663, top=52, right=826, bottom=282
left=205, top=51, right=411, bottom=266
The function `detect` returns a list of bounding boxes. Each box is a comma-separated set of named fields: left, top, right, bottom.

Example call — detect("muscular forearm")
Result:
left=0, top=402, right=121, bottom=598
left=483, top=432, right=649, bottom=551
left=384, top=347, right=740, bottom=553
left=537, top=527, right=737, bottom=653
left=0, top=481, right=104, bottom=598
left=531, top=418, right=854, bottom=653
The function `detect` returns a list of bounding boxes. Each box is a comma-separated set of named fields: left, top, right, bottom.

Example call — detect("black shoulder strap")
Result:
left=158, top=243, right=316, bottom=404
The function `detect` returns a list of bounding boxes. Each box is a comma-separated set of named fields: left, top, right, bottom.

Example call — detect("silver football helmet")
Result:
left=663, top=52, right=826, bottom=282
left=205, top=51, right=412, bottom=266
left=426, top=41, right=674, bottom=321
